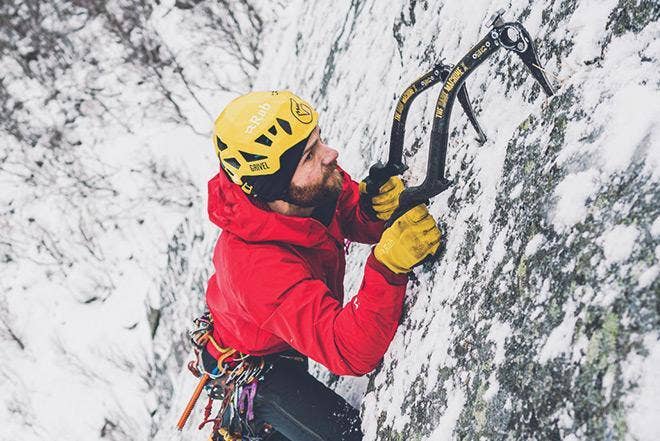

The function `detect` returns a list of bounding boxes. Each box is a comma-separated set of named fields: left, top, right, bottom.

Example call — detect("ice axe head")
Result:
left=495, top=22, right=555, bottom=97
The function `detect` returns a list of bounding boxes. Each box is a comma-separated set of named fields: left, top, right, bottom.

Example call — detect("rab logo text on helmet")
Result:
left=244, top=102, right=272, bottom=134
left=290, top=97, right=313, bottom=124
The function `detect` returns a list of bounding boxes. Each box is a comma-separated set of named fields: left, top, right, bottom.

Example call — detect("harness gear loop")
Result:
left=178, top=311, right=271, bottom=440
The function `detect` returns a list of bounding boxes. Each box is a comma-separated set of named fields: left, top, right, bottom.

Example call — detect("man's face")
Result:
left=287, top=126, right=343, bottom=208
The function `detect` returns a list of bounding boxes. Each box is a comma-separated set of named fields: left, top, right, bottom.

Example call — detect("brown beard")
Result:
left=287, top=168, right=343, bottom=208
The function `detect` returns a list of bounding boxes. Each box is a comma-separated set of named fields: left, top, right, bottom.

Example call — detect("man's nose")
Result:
left=321, top=145, right=339, bottom=166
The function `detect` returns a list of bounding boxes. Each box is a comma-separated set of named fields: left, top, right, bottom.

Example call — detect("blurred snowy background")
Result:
left=1, top=1, right=658, bottom=440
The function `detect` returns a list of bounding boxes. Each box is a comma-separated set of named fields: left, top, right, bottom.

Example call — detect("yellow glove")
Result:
left=359, top=176, right=405, bottom=221
left=374, top=205, right=441, bottom=274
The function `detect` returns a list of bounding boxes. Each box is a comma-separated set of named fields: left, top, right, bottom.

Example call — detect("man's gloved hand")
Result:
left=374, top=205, right=441, bottom=274
left=359, top=176, right=405, bottom=221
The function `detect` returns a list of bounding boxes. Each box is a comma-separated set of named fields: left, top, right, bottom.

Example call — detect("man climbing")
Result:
left=203, top=90, right=440, bottom=440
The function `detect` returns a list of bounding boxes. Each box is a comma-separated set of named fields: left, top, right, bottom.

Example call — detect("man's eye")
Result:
left=305, top=151, right=313, bottom=161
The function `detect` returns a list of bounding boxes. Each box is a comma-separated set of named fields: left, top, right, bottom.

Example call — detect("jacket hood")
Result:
left=208, top=168, right=346, bottom=248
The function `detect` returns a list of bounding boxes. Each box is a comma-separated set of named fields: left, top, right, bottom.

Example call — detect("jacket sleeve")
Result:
left=335, top=168, right=386, bottom=245
left=247, top=251, right=408, bottom=376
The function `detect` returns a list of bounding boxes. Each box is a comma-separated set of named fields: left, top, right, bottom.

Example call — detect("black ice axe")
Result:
left=364, top=10, right=555, bottom=227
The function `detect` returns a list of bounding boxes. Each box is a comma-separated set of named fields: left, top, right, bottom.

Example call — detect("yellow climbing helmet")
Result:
left=213, top=90, right=319, bottom=200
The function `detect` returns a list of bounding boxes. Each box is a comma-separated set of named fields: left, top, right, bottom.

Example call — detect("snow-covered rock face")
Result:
left=2, top=0, right=658, bottom=440
left=241, top=1, right=658, bottom=439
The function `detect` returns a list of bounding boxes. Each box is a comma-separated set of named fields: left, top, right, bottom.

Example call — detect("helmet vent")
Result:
left=216, top=136, right=229, bottom=151
left=276, top=118, right=292, bottom=135
left=268, top=125, right=277, bottom=135
left=254, top=134, right=273, bottom=147
left=239, top=151, right=268, bottom=163
left=224, top=157, right=241, bottom=169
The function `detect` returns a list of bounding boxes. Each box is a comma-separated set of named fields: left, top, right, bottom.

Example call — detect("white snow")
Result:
left=595, top=84, right=659, bottom=175
left=538, top=299, right=578, bottom=363
left=564, top=0, right=619, bottom=64
left=484, top=228, right=508, bottom=277
left=591, top=284, right=620, bottom=308
left=524, top=233, right=546, bottom=256
left=428, top=384, right=466, bottom=441
left=651, top=217, right=660, bottom=238
left=482, top=321, right=512, bottom=402
left=623, top=333, right=660, bottom=441
left=598, top=224, right=639, bottom=264
left=488, top=321, right=512, bottom=366
left=509, top=182, right=524, bottom=199
left=482, top=372, right=500, bottom=402
left=637, top=265, right=659, bottom=289
left=551, top=170, right=599, bottom=231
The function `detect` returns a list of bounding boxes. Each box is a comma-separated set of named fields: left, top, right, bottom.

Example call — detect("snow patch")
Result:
left=538, top=299, right=578, bottom=363
left=651, top=217, right=660, bottom=238
left=572, top=333, right=590, bottom=363
left=624, top=333, right=660, bottom=441
left=597, top=84, right=659, bottom=175
left=524, top=233, right=545, bottom=256
left=485, top=229, right=508, bottom=277
left=638, top=266, right=659, bottom=289
left=598, top=224, right=639, bottom=264
left=428, top=384, right=466, bottom=440
left=482, top=321, right=512, bottom=404
left=565, top=0, right=619, bottom=64
left=509, top=182, right=524, bottom=199
left=488, top=321, right=512, bottom=366
left=483, top=371, right=500, bottom=401
left=551, top=170, right=599, bottom=231
left=591, top=284, right=619, bottom=308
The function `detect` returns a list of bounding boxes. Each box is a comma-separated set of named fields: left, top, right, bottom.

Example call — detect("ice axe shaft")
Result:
left=364, top=62, right=486, bottom=197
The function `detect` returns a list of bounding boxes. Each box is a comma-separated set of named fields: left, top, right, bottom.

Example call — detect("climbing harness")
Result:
left=364, top=9, right=555, bottom=226
left=177, top=312, right=272, bottom=441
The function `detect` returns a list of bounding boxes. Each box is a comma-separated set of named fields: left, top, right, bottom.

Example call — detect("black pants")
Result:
left=251, top=354, right=363, bottom=441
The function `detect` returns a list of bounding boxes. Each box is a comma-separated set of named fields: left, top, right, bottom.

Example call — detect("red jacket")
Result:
left=205, top=167, right=408, bottom=376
